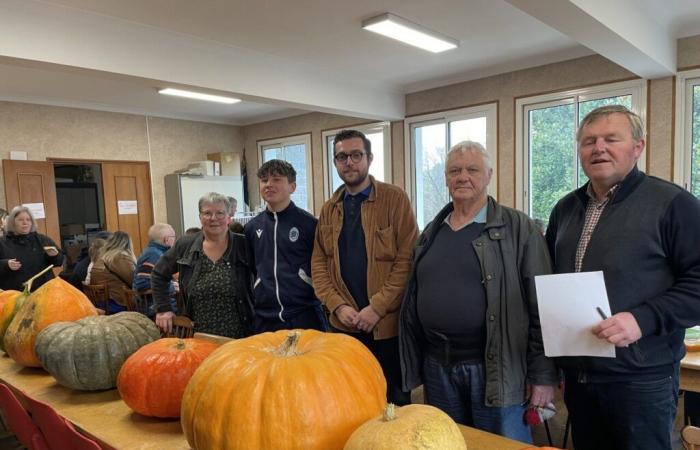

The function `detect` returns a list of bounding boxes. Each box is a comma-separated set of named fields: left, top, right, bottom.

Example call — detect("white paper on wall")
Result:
left=117, top=200, right=138, bottom=215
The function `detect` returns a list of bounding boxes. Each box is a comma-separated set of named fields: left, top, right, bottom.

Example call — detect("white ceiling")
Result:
left=1, top=0, right=699, bottom=125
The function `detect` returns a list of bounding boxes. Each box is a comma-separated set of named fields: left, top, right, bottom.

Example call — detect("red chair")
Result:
left=24, top=394, right=101, bottom=450
left=0, top=383, right=49, bottom=450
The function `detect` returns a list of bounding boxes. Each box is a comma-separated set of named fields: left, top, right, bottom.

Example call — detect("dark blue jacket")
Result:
left=546, top=167, right=700, bottom=381
left=244, top=202, right=320, bottom=322
left=133, top=241, right=172, bottom=293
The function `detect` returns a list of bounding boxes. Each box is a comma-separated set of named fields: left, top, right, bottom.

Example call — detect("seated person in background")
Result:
left=245, top=159, right=327, bottom=333
left=85, top=237, right=108, bottom=285
left=0, top=205, right=64, bottom=291
left=152, top=193, right=254, bottom=339
left=133, top=223, right=178, bottom=316
left=0, top=208, right=8, bottom=238
left=65, top=231, right=112, bottom=291
left=89, top=231, right=136, bottom=313
left=228, top=196, right=244, bottom=234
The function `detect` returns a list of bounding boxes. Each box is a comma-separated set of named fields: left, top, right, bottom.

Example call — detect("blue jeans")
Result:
left=564, top=374, right=675, bottom=450
left=422, top=355, right=532, bottom=443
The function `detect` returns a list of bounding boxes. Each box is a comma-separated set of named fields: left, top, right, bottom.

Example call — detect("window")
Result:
left=257, top=134, right=313, bottom=212
left=516, top=80, right=646, bottom=223
left=675, top=70, right=700, bottom=198
left=404, top=104, right=498, bottom=229
left=322, top=122, right=391, bottom=198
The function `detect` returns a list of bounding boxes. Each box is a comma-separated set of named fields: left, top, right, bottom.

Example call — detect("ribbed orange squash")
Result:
left=181, top=329, right=387, bottom=450
left=344, top=404, right=467, bottom=450
left=4, top=277, right=97, bottom=367
left=0, top=290, right=23, bottom=353
left=117, top=338, right=219, bottom=418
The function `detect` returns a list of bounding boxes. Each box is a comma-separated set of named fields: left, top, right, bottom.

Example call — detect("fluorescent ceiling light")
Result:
left=362, top=13, right=458, bottom=53
left=158, top=88, right=241, bottom=104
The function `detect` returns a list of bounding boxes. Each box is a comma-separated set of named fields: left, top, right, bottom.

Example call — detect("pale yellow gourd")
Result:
left=344, top=403, right=467, bottom=450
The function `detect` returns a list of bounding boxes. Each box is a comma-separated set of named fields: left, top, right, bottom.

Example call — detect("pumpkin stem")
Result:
left=22, top=265, right=54, bottom=293
left=175, top=339, right=186, bottom=350
left=277, top=331, right=301, bottom=356
left=382, top=403, right=397, bottom=421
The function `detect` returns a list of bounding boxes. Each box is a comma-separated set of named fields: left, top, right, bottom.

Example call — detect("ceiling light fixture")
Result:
left=362, top=13, right=458, bottom=53
left=158, top=88, right=241, bottom=104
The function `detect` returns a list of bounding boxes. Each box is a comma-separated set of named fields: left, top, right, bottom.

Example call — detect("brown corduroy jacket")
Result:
left=311, top=177, right=418, bottom=340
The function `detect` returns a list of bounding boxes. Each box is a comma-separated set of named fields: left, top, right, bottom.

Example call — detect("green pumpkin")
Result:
left=35, top=312, right=161, bottom=390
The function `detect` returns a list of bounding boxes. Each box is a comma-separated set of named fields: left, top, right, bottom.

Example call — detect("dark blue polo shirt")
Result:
left=338, top=184, right=372, bottom=310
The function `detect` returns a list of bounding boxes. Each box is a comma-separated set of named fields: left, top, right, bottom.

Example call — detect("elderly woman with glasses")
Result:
left=151, top=192, right=254, bottom=338
left=0, top=205, right=64, bottom=291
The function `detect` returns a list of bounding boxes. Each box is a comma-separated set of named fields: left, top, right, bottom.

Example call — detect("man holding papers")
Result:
left=546, top=105, right=700, bottom=450
left=400, top=141, right=557, bottom=442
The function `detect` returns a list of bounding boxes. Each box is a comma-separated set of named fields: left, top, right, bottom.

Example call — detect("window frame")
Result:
left=515, top=79, right=647, bottom=216
left=256, top=133, right=314, bottom=213
left=321, top=122, right=391, bottom=200
left=403, top=103, right=498, bottom=227
left=674, top=69, right=700, bottom=192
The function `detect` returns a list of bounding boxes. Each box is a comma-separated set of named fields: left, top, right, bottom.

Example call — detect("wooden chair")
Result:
left=683, top=425, right=700, bottom=450
left=0, top=384, right=49, bottom=450
left=24, top=395, right=101, bottom=450
left=134, top=290, right=155, bottom=317
left=81, top=283, right=110, bottom=313
left=163, top=316, right=194, bottom=339
left=119, top=288, right=138, bottom=312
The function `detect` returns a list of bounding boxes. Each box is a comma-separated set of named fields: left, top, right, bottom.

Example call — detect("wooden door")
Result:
left=2, top=160, right=61, bottom=245
left=101, top=162, right=154, bottom=256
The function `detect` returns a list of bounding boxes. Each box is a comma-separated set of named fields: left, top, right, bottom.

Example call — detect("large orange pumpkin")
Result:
left=344, top=403, right=467, bottom=450
left=4, top=277, right=97, bottom=367
left=0, top=290, right=23, bottom=353
left=181, top=329, right=387, bottom=450
left=117, top=338, right=219, bottom=418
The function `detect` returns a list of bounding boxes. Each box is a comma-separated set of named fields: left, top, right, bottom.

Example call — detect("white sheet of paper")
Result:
left=117, top=200, right=138, bottom=215
left=535, top=271, right=615, bottom=358
left=22, top=202, right=45, bottom=219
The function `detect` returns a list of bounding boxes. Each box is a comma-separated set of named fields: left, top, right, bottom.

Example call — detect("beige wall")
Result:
left=0, top=102, right=244, bottom=224
left=405, top=55, right=637, bottom=207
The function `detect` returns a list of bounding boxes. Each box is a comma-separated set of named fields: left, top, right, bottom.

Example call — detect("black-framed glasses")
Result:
left=334, top=151, right=366, bottom=164
left=199, top=211, right=227, bottom=220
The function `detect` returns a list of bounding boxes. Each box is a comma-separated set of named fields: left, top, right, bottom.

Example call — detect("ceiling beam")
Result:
left=0, top=0, right=404, bottom=120
left=505, top=0, right=676, bottom=79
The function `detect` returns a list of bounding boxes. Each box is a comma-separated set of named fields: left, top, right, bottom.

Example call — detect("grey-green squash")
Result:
left=35, top=311, right=161, bottom=390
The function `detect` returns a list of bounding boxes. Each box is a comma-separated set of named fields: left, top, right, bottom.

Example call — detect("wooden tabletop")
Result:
left=0, top=355, right=527, bottom=450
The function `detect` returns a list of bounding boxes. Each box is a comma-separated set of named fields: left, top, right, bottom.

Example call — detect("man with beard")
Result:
left=245, top=159, right=326, bottom=333
left=312, top=129, right=418, bottom=405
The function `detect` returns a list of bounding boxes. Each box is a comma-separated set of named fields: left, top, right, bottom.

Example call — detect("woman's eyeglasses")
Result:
left=199, top=211, right=227, bottom=220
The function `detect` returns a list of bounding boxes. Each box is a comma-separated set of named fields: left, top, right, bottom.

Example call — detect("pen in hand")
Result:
left=596, top=306, right=608, bottom=320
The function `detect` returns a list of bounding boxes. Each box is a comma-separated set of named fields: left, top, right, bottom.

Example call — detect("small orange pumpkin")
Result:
left=344, top=403, right=467, bottom=450
left=117, top=338, right=219, bottom=418
left=181, top=329, right=387, bottom=450
left=4, top=276, right=97, bottom=367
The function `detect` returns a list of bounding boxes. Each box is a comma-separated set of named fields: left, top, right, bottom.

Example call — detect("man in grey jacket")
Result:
left=399, top=141, right=557, bottom=442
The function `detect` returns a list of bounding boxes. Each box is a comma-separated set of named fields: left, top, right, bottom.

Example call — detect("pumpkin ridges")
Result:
left=5, top=277, right=97, bottom=366
left=182, top=330, right=386, bottom=450
left=117, top=338, right=218, bottom=418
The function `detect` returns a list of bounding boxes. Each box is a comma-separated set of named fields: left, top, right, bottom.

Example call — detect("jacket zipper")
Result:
left=272, top=212, right=285, bottom=322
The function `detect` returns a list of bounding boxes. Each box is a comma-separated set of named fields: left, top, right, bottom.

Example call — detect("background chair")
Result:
left=0, top=384, right=49, bottom=450
left=24, top=395, right=100, bottom=450
left=119, top=288, right=138, bottom=312
left=163, top=315, right=194, bottom=338
left=81, top=282, right=110, bottom=313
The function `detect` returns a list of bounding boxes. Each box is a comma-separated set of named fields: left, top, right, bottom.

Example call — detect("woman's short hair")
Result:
left=198, top=192, right=231, bottom=215
left=4, top=205, right=37, bottom=234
